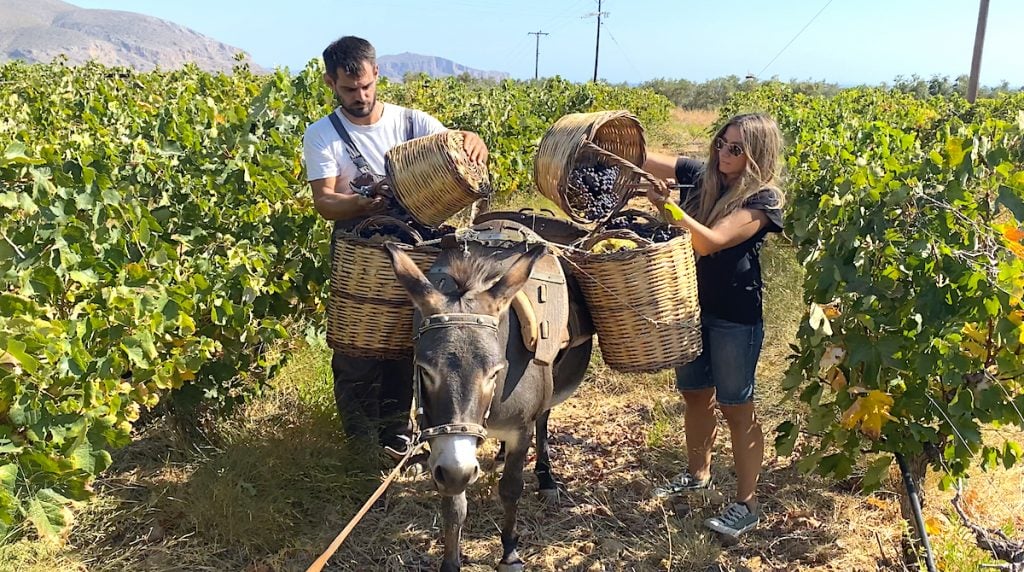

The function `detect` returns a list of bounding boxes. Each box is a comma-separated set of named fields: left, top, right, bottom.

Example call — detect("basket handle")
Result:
left=602, top=208, right=664, bottom=226
left=578, top=228, right=654, bottom=252
left=578, top=140, right=661, bottom=193
left=518, top=207, right=558, bottom=217
left=352, top=215, right=425, bottom=244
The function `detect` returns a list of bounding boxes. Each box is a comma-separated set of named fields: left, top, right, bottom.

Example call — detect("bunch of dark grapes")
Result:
left=407, top=220, right=456, bottom=242
left=359, top=218, right=455, bottom=244
left=566, top=164, right=621, bottom=220
left=603, top=211, right=678, bottom=244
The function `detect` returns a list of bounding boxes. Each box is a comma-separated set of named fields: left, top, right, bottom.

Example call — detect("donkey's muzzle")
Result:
left=430, top=434, right=482, bottom=495
left=433, top=463, right=480, bottom=494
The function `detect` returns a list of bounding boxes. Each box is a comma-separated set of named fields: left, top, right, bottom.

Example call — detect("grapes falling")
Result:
left=566, top=163, right=621, bottom=220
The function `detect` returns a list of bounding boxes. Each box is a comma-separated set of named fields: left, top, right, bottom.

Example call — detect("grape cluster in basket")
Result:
left=566, top=164, right=621, bottom=220
left=604, top=212, right=679, bottom=243
left=358, top=219, right=455, bottom=244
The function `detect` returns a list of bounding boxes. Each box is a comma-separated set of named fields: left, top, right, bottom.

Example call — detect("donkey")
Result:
left=384, top=235, right=593, bottom=572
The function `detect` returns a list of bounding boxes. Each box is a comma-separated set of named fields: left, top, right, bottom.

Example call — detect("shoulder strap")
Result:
left=404, top=108, right=415, bottom=142
left=327, top=110, right=374, bottom=177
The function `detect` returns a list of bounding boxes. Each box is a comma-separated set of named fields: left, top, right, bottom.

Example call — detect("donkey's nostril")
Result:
left=434, top=466, right=446, bottom=485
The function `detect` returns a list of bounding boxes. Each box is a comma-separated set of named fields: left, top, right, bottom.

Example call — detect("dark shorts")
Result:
left=675, top=313, right=765, bottom=405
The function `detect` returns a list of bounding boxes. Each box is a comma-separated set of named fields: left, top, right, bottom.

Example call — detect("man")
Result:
left=302, top=36, right=488, bottom=462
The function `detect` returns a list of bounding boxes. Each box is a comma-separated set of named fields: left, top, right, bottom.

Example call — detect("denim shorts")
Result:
left=675, top=313, right=765, bottom=405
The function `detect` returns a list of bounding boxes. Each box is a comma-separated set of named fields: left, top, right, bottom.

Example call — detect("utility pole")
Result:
left=967, top=0, right=990, bottom=103
left=584, top=0, right=608, bottom=82
left=527, top=31, right=549, bottom=80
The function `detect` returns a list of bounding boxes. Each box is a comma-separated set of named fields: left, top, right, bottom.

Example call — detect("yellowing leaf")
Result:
left=865, top=497, right=889, bottom=510
left=827, top=368, right=847, bottom=392
left=962, top=340, right=987, bottom=360
left=924, top=515, right=945, bottom=536
left=841, top=390, right=896, bottom=440
left=962, top=322, right=988, bottom=344
left=808, top=303, right=834, bottom=336
left=590, top=238, right=638, bottom=253
left=819, top=344, right=846, bottom=371
left=1009, top=242, right=1024, bottom=259
left=1005, top=227, right=1024, bottom=242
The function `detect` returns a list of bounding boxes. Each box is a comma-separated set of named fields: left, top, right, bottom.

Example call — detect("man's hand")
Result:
left=460, top=131, right=488, bottom=165
left=359, top=195, right=389, bottom=216
left=367, top=177, right=394, bottom=198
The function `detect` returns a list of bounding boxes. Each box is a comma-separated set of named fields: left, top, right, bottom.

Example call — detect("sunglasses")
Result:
left=714, top=137, right=745, bottom=157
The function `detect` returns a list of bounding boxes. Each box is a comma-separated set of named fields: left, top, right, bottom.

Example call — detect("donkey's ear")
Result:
left=385, top=242, right=444, bottom=314
left=485, top=243, right=547, bottom=311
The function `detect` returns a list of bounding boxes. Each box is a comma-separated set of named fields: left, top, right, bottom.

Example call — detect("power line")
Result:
left=603, top=26, right=642, bottom=80
left=502, top=0, right=588, bottom=78
left=527, top=31, right=550, bottom=80
left=756, top=0, right=836, bottom=78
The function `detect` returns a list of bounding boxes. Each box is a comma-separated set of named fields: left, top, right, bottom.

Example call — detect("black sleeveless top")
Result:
left=675, top=158, right=783, bottom=325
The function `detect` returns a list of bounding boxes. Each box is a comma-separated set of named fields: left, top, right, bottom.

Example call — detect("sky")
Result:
left=68, top=0, right=1024, bottom=87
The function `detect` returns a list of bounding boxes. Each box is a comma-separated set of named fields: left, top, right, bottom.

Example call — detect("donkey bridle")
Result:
left=412, top=313, right=499, bottom=443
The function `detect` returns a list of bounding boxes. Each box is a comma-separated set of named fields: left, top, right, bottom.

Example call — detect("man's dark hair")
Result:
left=323, top=36, right=376, bottom=78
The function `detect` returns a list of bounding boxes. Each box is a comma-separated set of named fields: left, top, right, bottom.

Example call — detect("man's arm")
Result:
left=310, top=176, right=388, bottom=221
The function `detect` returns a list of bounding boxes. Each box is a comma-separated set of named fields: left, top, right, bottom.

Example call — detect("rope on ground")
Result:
left=305, top=442, right=426, bottom=572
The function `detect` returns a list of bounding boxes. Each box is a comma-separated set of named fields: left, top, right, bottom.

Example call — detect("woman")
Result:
left=644, top=113, right=785, bottom=539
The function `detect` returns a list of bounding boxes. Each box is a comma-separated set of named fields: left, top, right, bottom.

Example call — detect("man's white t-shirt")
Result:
left=302, top=102, right=447, bottom=190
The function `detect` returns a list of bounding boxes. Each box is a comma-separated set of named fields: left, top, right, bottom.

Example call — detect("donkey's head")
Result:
left=385, top=242, right=546, bottom=496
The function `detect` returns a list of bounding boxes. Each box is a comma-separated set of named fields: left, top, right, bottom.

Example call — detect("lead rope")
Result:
left=305, top=368, right=427, bottom=572
left=304, top=440, right=425, bottom=572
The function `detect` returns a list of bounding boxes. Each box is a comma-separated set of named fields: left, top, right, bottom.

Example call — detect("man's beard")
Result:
left=340, top=96, right=376, bottom=118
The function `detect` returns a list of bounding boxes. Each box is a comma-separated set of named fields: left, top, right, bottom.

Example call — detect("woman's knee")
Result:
left=720, top=401, right=758, bottom=427
left=682, top=387, right=716, bottom=409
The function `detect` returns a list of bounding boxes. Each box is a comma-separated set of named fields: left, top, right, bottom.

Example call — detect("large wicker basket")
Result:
left=534, top=111, right=656, bottom=225
left=565, top=228, right=702, bottom=373
left=386, top=131, right=491, bottom=228
left=327, top=216, right=440, bottom=359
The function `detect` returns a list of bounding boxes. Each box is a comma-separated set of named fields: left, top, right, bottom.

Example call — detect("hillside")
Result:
left=378, top=52, right=509, bottom=81
left=0, top=0, right=257, bottom=72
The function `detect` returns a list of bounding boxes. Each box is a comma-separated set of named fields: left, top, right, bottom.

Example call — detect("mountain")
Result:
left=377, top=52, right=509, bottom=82
left=0, top=0, right=259, bottom=72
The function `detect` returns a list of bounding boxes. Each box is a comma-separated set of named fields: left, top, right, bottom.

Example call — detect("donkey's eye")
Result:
left=486, top=363, right=506, bottom=382
left=419, top=367, right=438, bottom=387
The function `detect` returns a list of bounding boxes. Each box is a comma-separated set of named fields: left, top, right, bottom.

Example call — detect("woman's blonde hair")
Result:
left=684, top=113, right=785, bottom=228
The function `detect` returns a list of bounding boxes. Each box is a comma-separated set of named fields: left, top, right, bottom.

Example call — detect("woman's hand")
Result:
left=645, top=178, right=673, bottom=208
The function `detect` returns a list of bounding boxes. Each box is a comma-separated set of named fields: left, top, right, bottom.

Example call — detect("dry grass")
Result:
left=646, top=108, right=718, bottom=157
left=4, top=107, right=1022, bottom=572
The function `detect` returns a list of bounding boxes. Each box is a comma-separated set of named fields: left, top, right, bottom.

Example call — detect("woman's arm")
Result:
left=646, top=187, right=768, bottom=256
left=643, top=151, right=681, bottom=182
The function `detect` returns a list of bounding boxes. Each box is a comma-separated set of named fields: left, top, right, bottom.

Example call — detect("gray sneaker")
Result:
left=704, top=502, right=759, bottom=538
left=653, top=470, right=712, bottom=498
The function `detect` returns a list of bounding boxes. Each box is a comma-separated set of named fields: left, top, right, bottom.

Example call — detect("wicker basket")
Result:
left=386, top=131, right=491, bottom=228
left=565, top=228, right=702, bottom=373
left=534, top=111, right=657, bottom=225
left=327, top=216, right=440, bottom=359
